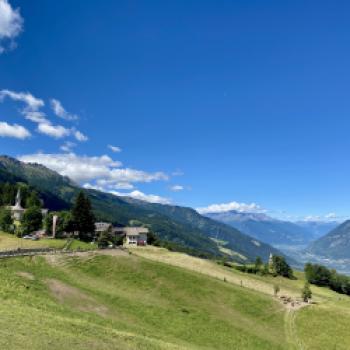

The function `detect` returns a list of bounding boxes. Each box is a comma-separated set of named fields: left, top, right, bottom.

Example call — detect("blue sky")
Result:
left=1, top=0, right=350, bottom=221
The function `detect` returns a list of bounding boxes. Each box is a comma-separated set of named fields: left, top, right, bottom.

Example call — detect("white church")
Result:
left=9, top=189, right=48, bottom=220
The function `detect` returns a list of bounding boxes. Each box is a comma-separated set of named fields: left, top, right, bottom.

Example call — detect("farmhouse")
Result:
left=95, top=222, right=113, bottom=233
left=114, top=227, right=149, bottom=246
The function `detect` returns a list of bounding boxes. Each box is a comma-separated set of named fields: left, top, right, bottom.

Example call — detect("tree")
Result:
left=72, top=191, right=95, bottom=242
left=272, top=255, right=294, bottom=279
left=262, top=263, right=269, bottom=276
left=302, top=282, right=312, bottom=302
left=147, top=231, right=158, bottom=246
left=45, top=211, right=75, bottom=238
left=254, top=256, right=263, bottom=271
left=21, top=207, right=43, bottom=234
left=97, top=228, right=115, bottom=248
left=304, top=263, right=331, bottom=286
left=0, top=207, right=13, bottom=233
left=25, top=191, right=41, bottom=208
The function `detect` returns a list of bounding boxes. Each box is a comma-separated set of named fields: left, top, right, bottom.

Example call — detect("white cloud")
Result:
left=0, top=0, right=23, bottom=53
left=24, top=111, right=48, bottom=123
left=325, top=212, right=337, bottom=219
left=303, top=213, right=339, bottom=222
left=50, top=98, right=78, bottom=121
left=0, top=89, right=44, bottom=110
left=18, top=153, right=121, bottom=182
left=196, top=201, right=265, bottom=214
left=73, top=129, right=88, bottom=142
left=108, top=168, right=168, bottom=183
left=17, top=153, right=168, bottom=188
left=170, top=185, right=184, bottom=192
left=0, top=121, right=30, bottom=139
left=0, top=89, right=88, bottom=141
left=110, top=190, right=171, bottom=204
left=108, top=145, right=121, bottom=153
left=37, top=123, right=71, bottom=139
left=96, top=178, right=134, bottom=190
left=82, top=183, right=170, bottom=204
left=60, top=141, right=76, bottom=153
left=18, top=152, right=170, bottom=204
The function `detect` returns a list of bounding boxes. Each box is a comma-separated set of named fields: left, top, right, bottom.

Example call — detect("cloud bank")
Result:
left=196, top=201, right=265, bottom=214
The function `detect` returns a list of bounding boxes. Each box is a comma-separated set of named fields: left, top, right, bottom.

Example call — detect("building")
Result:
left=95, top=222, right=113, bottom=234
left=10, top=189, right=25, bottom=220
left=94, top=224, right=149, bottom=246
left=9, top=189, right=48, bottom=221
left=114, top=227, right=149, bottom=246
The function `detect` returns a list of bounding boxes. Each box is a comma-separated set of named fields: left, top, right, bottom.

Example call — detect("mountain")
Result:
left=0, top=155, right=287, bottom=263
left=205, top=210, right=314, bottom=247
left=307, top=220, right=350, bottom=259
left=295, top=220, right=338, bottom=240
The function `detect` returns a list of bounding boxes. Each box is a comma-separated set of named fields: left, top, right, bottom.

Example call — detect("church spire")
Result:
left=15, top=188, right=21, bottom=207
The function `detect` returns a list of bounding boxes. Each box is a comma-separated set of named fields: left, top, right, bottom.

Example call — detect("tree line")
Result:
left=305, top=263, right=350, bottom=296
left=234, top=255, right=295, bottom=279
left=0, top=186, right=96, bottom=242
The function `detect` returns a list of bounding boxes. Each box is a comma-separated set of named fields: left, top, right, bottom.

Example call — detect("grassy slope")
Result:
left=0, top=245, right=349, bottom=349
left=0, top=232, right=96, bottom=250
left=131, top=247, right=350, bottom=350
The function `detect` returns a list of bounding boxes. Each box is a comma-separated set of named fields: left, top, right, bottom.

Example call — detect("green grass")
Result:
left=0, top=246, right=349, bottom=349
left=0, top=231, right=97, bottom=251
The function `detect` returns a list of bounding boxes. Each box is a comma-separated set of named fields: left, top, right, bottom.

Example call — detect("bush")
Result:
left=301, top=282, right=312, bottom=302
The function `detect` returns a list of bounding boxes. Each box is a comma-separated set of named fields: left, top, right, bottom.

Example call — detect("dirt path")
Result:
left=284, top=308, right=305, bottom=350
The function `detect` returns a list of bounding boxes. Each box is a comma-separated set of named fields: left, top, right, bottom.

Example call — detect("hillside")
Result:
left=308, top=220, right=350, bottom=259
left=124, top=200, right=287, bottom=263
left=206, top=210, right=313, bottom=247
left=295, top=220, right=338, bottom=240
left=0, top=246, right=350, bottom=349
left=0, top=155, right=286, bottom=262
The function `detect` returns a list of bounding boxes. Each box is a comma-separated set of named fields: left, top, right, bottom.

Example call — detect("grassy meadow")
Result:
left=0, top=231, right=96, bottom=250
left=0, top=241, right=349, bottom=349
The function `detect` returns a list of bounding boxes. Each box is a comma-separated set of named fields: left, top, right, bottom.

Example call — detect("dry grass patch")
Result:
left=46, top=278, right=109, bottom=317
left=16, top=271, right=35, bottom=280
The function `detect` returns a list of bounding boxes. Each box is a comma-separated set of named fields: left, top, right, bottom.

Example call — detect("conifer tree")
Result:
left=72, top=191, right=96, bottom=241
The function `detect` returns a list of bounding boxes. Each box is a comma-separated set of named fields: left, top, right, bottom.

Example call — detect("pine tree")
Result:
left=302, top=282, right=312, bottom=302
left=72, top=191, right=96, bottom=242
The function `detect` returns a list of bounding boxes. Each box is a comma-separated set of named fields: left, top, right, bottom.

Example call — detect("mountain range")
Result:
left=307, top=220, right=350, bottom=260
left=0, top=155, right=287, bottom=263
left=205, top=210, right=338, bottom=248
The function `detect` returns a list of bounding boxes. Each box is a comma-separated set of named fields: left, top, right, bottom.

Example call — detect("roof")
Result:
left=114, top=227, right=149, bottom=236
left=10, top=204, right=24, bottom=211
left=95, top=222, right=113, bottom=231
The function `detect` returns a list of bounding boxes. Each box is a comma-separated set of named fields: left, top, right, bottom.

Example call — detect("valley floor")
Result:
left=0, top=241, right=349, bottom=349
